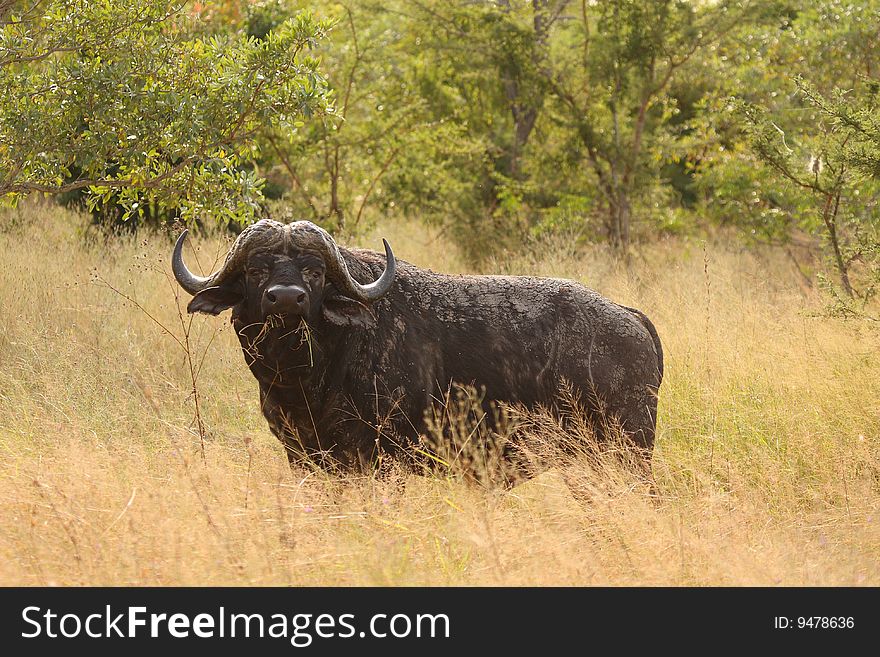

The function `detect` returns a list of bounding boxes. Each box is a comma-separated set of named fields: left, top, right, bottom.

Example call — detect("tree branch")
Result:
left=266, top=134, right=321, bottom=216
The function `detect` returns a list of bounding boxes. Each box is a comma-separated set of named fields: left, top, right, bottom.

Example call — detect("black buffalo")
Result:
left=172, top=219, right=663, bottom=479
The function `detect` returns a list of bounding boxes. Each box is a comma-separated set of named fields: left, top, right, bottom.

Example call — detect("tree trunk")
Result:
left=330, top=173, right=344, bottom=231
left=618, top=191, right=631, bottom=252
left=608, top=191, right=631, bottom=252
left=822, top=191, right=853, bottom=297
left=498, top=0, right=550, bottom=179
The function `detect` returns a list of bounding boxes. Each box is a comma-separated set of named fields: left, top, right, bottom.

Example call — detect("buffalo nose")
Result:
left=262, top=284, right=309, bottom=317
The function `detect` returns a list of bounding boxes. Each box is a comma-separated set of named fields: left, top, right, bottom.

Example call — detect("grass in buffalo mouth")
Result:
left=266, top=314, right=315, bottom=367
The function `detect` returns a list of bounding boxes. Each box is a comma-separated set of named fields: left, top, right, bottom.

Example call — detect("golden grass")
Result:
left=0, top=201, right=878, bottom=586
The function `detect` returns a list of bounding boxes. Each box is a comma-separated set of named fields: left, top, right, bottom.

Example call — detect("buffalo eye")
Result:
left=246, top=265, right=269, bottom=282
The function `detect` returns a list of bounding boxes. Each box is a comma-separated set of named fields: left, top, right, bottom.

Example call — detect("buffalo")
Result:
left=172, top=219, right=663, bottom=481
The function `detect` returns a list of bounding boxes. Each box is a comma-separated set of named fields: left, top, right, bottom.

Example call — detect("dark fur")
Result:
left=189, top=243, right=663, bottom=476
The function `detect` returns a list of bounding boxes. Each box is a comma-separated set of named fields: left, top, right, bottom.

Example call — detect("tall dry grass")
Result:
left=0, top=201, right=878, bottom=586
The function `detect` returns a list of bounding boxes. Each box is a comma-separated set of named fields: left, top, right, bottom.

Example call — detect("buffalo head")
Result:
left=172, top=219, right=396, bottom=327
left=172, top=220, right=396, bottom=383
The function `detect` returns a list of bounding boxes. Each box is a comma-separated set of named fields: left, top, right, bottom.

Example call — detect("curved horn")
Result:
left=295, top=223, right=396, bottom=302
left=172, top=220, right=285, bottom=297
left=349, top=238, right=396, bottom=301
left=172, top=229, right=211, bottom=295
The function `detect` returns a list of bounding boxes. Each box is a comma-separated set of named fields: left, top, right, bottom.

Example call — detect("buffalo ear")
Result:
left=321, top=296, right=377, bottom=328
left=186, top=284, right=244, bottom=315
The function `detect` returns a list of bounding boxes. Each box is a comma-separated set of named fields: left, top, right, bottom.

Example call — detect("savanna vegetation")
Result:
left=0, top=0, right=878, bottom=585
